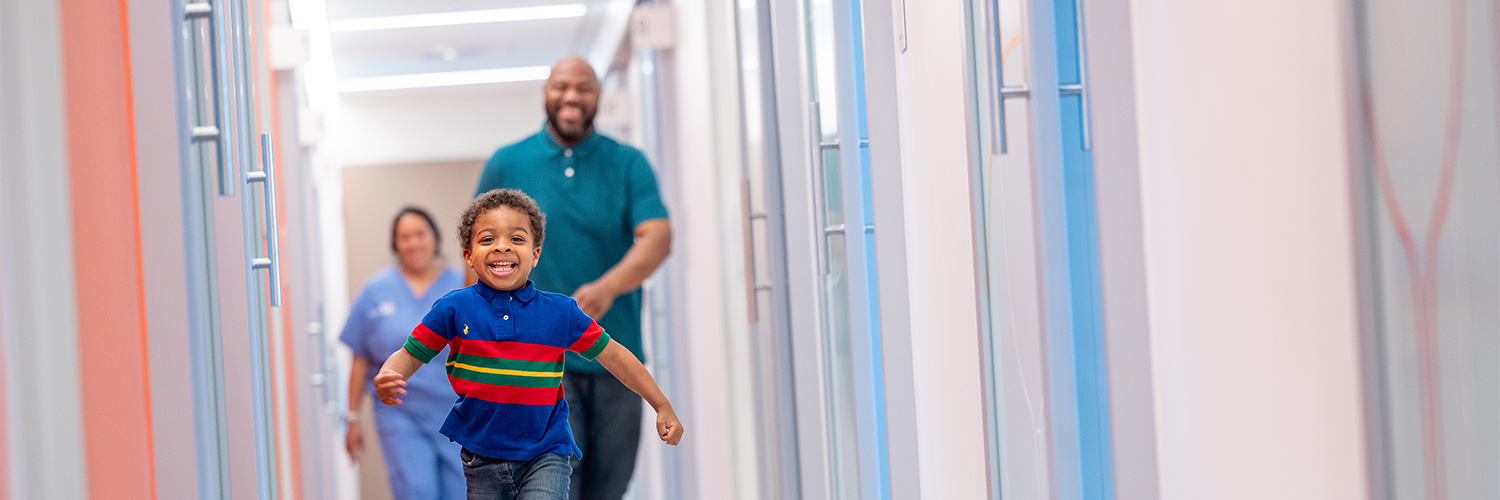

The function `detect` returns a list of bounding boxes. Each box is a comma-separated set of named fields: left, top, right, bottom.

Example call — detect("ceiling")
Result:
left=323, top=0, right=623, bottom=83
left=319, top=0, right=630, bottom=166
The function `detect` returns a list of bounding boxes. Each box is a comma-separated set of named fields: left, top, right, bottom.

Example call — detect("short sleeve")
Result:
left=563, top=302, right=612, bottom=361
left=402, top=300, right=456, bottom=364
left=626, top=151, right=669, bottom=228
left=339, top=290, right=372, bottom=359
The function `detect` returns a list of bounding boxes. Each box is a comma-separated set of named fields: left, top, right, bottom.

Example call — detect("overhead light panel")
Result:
left=329, top=4, right=587, bottom=32
left=340, top=66, right=552, bottom=92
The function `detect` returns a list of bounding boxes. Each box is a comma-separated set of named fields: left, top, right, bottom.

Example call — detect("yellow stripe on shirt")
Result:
left=446, top=361, right=564, bottom=378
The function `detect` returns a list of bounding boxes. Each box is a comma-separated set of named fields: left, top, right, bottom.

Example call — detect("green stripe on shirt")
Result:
left=579, top=332, right=611, bottom=361
left=404, top=336, right=441, bottom=364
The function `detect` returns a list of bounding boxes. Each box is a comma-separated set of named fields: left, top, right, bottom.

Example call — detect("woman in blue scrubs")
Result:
left=342, top=207, right=465, bottom=499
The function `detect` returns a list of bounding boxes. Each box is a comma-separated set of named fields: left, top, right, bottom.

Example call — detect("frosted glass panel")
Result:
left=1358, top=0, right=1500, bottom=498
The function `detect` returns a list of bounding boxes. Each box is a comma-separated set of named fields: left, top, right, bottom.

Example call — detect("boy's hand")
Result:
left=373, top=369, right=408, bottom=405
left=656, top=406, right=683, bottom=446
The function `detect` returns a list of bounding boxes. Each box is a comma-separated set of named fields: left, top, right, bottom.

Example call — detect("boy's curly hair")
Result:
left=459, top=189, right=546, bottom=250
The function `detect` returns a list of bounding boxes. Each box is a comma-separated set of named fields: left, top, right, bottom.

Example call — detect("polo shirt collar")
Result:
left=538, top=122, right=602, bottom=156
left=475, top=280, right=538, bottom=303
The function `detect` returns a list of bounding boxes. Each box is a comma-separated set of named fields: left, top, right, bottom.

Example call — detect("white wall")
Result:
left=1129, top=0, right=1370, bottom=498
left=331, top=83, right=544, bottom=167
left=888, top=1, right=991, bottom=498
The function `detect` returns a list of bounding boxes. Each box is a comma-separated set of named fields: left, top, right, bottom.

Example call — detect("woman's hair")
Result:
left=459, top=189, right=546, bottom=250
left=390, top=206, right=441, bottom=256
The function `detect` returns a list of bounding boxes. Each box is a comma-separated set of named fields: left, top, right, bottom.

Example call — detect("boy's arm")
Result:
left=373, top=349, right=424, bottom=405
left=594, top=340, right=683, bottom=445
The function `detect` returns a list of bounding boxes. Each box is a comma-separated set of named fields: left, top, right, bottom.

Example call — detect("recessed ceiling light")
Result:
left=329, top=4, right=587, bottom=32
left=339, top=66, right=552, bottom=92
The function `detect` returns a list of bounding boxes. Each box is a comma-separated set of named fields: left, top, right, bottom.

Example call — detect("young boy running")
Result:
left=374, top=188, right=683, bottom=499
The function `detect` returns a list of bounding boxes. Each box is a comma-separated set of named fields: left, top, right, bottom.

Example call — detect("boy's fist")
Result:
left=656, top=407, right=684, bottom=446
left=373, top=369, right=408, bottom=405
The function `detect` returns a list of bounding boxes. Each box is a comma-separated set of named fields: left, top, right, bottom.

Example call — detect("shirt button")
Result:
left=503, top=315, right=509, bottom=320
left=564, top=149, right=573, bottom=158
left=565, top=167, right=575, bottom=178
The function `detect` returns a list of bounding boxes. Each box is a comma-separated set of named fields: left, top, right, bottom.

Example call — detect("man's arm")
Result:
left=594, top=340, right=683, bottom=445
left=572, top=218, right=671, bottom=319
left=373, top=349, right=424, bottom=405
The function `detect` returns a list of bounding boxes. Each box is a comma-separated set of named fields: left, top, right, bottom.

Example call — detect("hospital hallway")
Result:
left=2, top=0, right=1499, bottom=498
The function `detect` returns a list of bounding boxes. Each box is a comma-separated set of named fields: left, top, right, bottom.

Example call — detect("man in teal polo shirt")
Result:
left=473, top=56, right=671, bottom=500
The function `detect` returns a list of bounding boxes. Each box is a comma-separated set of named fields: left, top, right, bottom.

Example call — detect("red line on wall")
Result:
left=1, top=248, right=7, bottom=500
left=1362, top=0, right=1465, bottom=497
left=58, top=0, right=157, bottom=496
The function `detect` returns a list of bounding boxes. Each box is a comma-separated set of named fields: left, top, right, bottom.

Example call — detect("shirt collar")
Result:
left=475, top=280, right=538, bottom=303
left=538, top=121, right=601, bottom=155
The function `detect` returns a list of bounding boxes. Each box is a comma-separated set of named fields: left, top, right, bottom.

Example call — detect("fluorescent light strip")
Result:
left=329, top=4, right=587, bottom=32
left=339, top=66, right=552, bottom=92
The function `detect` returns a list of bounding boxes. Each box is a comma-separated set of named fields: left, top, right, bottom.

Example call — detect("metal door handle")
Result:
left=740, top=180, right=758, bottom=323
left=247, top=133, right=282, bottom=307
left=1072, top=0, right=1094, bottom=150
left=809, top=102, right=831, bottom=277
left=986, top=1, right=1032, bottom=154
left=242, top=133, right=281, bottom=500
left=184, top=0, right=235, bottom=195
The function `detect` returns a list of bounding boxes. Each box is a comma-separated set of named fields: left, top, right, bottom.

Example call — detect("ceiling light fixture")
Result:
left=329, top=4, right=587, bottom=32
left=340, top=66, right=551, bottom=92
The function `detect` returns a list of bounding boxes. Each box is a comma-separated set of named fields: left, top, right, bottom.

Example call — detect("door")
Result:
left=175, top=0, right=297, bottom=496
left=968, top=0, right=1114, bottom=498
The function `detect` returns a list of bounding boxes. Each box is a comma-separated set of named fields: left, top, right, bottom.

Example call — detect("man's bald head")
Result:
left=544, top=56, right=601, bottom=147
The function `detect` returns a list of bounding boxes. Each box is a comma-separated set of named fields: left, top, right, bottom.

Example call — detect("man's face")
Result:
left=544, top=60, right=600, bottom=143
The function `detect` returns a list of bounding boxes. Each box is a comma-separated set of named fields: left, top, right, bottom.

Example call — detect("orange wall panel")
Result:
left=58, top=0, right=157, bottom=496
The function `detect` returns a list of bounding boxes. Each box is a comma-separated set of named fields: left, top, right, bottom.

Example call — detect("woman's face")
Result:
left=394, top=214, right=437, bottom=271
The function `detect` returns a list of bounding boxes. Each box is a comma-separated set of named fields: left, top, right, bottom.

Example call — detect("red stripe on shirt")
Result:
left=449, top=376, right=565, bottom=406
left=412, top=323, right=447, bottom=352
left=566, top=321, right=605, bottom=353
left=454, top=338, right=566, bottom=363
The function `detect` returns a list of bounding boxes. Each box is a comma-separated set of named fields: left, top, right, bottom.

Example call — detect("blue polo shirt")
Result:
left=475, top=126, right=668, bottom=373
left=403, top=281, right=612, bottom=460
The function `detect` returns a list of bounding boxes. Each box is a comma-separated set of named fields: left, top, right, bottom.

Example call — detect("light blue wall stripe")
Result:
left=1053, top=0, right=1116, bottom=497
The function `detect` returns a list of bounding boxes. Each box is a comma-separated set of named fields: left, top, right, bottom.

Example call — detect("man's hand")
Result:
left=656, top=406, right=684, bottom=446
left=374, top=369, right=408, bottom=405
left=572, top=280, right=617, bottom=320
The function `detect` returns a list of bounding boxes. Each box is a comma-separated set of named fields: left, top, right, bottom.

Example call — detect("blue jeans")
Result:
left=564, top=371, right=643, bottom=500
left=460, top=448, right=571, bottom=500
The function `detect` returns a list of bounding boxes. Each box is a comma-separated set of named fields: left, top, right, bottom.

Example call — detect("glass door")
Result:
left=176, top=0, right=288, bottom=496
left=1355, top=0, right=1500, bottom=497
left=967, top=0, right=1113, bottom=497
left=731, top=0, right=803, bottom=498
left=803, top=0, right=887, bottom=497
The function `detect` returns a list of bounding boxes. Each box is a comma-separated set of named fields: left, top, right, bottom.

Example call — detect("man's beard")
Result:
left=548, top=112, right=595, bottom=143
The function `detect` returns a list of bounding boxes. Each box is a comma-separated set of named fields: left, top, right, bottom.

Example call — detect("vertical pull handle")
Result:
left=211, top=0, right=238, bottom=195
left=243, top=133, right=280, bottom=500
left=1073, top=0, right=1093, bottom=150
left=985, top=0, right=1005, bottom=154
left=987, top=0, right=1031, bottom=154
left=809, top=102, right=831, bottom=277
left=248, top=133, right=282, bottom=307
left=740, top=180, right=762, bottom=323
left=184, top=1, right=235, bottom=195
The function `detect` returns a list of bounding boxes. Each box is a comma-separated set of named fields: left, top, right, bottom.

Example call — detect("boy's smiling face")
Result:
left=463, top=206, right=541, bottom=291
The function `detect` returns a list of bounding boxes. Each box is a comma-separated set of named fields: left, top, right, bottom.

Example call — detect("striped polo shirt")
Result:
left=402, top=281, right=610, bottom=460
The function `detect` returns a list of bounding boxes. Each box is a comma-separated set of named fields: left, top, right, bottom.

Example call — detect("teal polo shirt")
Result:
left=475, top=125, right=668, bottom=373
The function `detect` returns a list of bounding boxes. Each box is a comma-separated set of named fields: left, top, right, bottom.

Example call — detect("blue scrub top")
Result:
left=341, top=266, right=465, bottom=429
